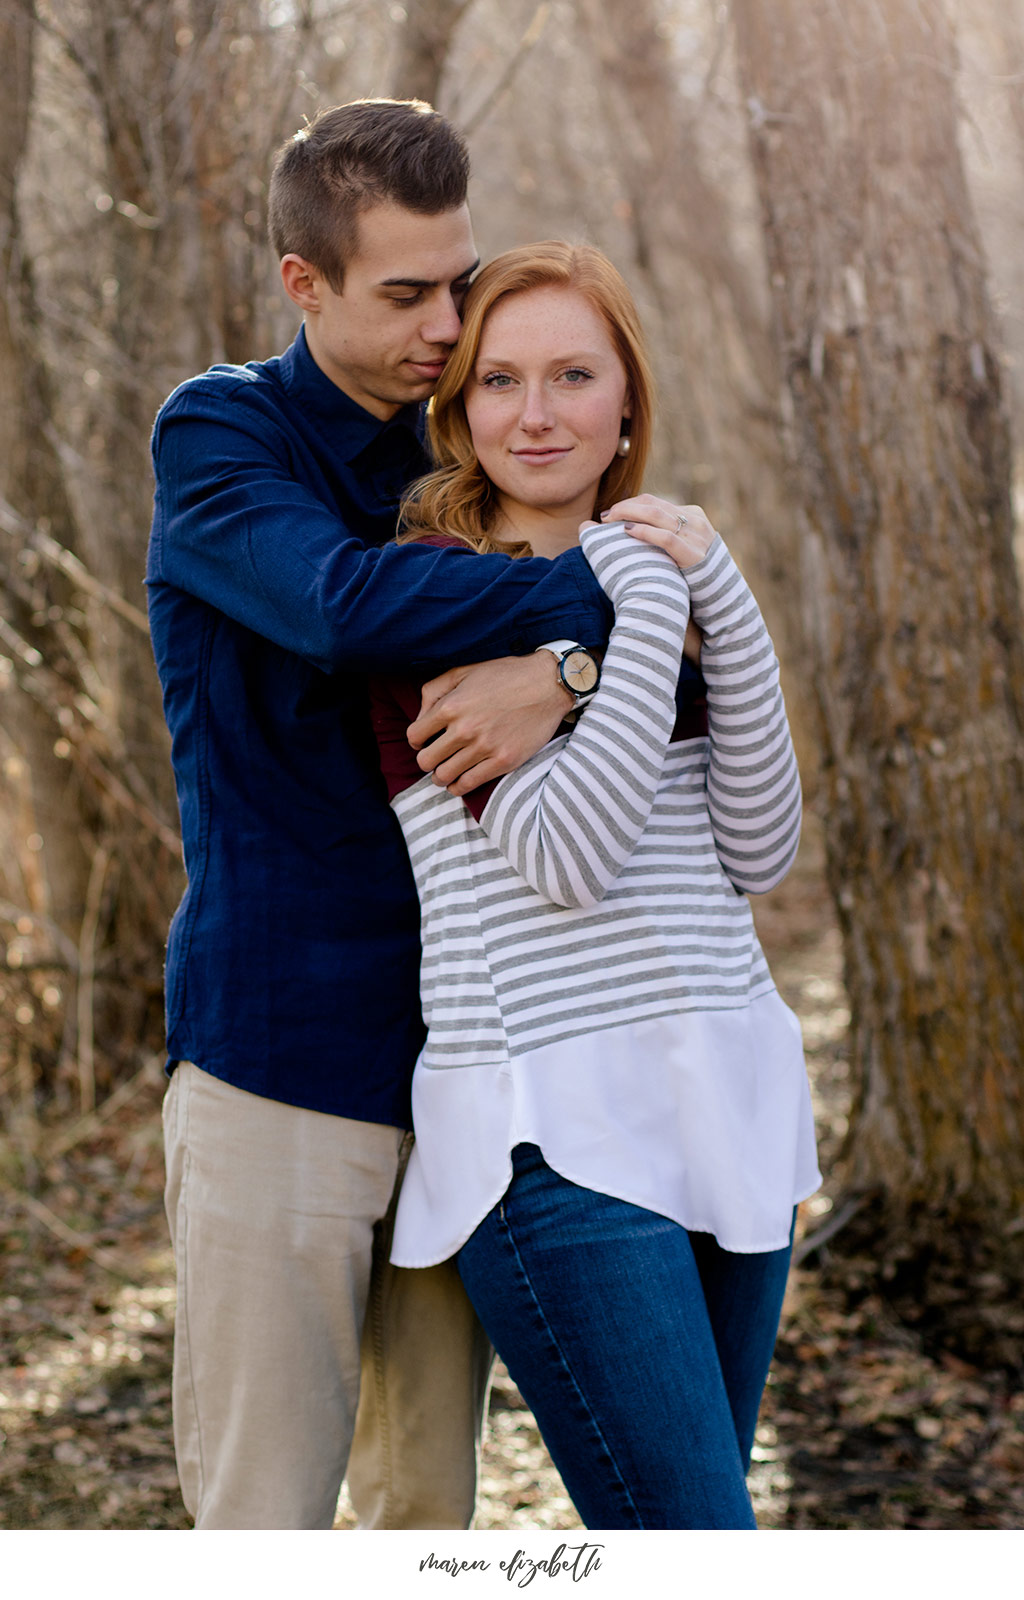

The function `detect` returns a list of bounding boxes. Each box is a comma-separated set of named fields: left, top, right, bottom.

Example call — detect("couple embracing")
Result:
left=147, top=97, right=819, bottom=1532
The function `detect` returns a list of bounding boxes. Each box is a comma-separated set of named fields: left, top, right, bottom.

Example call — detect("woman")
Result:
left=370, top=242, right=819, bottom=1529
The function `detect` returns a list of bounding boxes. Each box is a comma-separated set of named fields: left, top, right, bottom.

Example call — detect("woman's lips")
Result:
left=512, top=447, right=572, bottom=462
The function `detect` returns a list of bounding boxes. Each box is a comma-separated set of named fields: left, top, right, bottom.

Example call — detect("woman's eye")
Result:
left=563, top=367, right=594, bottom=384
left=481, top=372, right=514, bottom=388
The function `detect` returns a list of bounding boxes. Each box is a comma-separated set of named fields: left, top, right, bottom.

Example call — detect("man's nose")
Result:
left=421, top=291, right=462, bottom=347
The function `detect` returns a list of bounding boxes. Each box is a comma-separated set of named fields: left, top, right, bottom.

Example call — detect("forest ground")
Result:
left=0, top=814, right=1022, bottom=1532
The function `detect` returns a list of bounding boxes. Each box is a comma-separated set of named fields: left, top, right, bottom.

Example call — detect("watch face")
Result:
left=561, top=649, right=599, bottom=696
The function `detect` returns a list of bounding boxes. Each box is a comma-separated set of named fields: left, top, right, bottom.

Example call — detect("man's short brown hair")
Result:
left=268, top=98, right=470, bottom=291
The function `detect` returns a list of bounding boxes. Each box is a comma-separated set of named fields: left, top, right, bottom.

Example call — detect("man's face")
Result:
left=296, top=201, right=478, bottom=420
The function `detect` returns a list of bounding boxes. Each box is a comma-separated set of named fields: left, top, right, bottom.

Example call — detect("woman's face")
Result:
left=462, top=285, right=630, bottom=524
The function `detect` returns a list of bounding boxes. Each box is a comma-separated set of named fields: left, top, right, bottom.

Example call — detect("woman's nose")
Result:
left=518, top=384, right=554, bottom=431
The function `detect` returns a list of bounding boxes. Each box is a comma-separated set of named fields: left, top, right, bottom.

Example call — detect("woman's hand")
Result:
left=600, top=495, right=719, bottom=572
left=588, top=499, right=711, bottom=665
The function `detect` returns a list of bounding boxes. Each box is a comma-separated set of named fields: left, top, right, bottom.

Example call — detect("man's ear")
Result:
left=280, top=254, right=323, bottom=313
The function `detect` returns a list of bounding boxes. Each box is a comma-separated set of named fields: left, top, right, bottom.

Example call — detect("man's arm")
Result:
left=149, top=384, right=611, bottom=676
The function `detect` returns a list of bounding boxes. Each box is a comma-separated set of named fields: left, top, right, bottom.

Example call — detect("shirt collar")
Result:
left=279, top=324, right=425, bottom=466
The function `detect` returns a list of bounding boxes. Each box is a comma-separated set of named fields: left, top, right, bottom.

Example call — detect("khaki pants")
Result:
left=162, top=1062, right=493, bottom=1529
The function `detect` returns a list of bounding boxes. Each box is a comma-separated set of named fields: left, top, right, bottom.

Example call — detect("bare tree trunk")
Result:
left=1, top=1, right=306, bottom=1115
left=574, top=0, right=816, bottom=780
left=732, top=0, right=1024, bottom=1216
left=577, top=0, right=774, bottom=514
left=0, top=0, right=133, bottom=1120
left=986, top=0, right=1024, bottom=157
left=0, top=2, right=89, bottom=964
left=390, top=0, right=474, bottom=104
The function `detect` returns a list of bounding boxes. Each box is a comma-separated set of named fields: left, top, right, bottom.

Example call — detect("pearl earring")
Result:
left=616, top=432, right=631, bottom=457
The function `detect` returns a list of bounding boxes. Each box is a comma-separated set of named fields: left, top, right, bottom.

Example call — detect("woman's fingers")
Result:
left=625, top=521, right=712, bottom=571
left=601, top=497, right=718, bottom=572
left=602, top=494, right=698, bottom=528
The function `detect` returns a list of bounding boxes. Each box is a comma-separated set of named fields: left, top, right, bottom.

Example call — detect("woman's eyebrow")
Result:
left=476, top=349, right=606, bottom=365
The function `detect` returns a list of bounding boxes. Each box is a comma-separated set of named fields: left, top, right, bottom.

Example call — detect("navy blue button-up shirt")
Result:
left=146, top=328, right=613, bottom=1128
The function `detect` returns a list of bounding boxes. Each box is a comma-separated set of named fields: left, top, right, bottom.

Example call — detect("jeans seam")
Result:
left=496, top=1201, right=645, bottom=1528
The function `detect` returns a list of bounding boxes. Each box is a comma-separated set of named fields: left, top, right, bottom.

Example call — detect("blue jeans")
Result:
left=456, top=1144, right=792, bottom=1530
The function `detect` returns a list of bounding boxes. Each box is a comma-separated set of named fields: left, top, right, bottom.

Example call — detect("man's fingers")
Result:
left=423, top=744, right=513, bottom=793
left=414, top=728, right=468, bottom=773
left=409, top=652, right=571, bottom=786
left=418, top=731, right=519, bottom=787
left=407, top=709, right=441, bottom=751
left=409, top=687, right=467, bottom=749
left=423, top=747, right=499, bottom=790
left=416, top=665, right=470, bottom=717
left=445, top=759, right=503, bottom=797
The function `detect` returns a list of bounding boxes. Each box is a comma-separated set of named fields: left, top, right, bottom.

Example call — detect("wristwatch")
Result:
left=535, top=639, right=601, bottom=716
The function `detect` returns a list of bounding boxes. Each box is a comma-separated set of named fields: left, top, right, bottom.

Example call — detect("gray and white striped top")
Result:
left=389, top=521, right=819, bottom=1262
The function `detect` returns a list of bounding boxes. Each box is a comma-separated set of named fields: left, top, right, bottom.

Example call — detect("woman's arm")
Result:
left=477, top=521, right=690, bottom=909
left=607, top=498, right=801, bottom=894
left=684, top=538, right=801, bottom=892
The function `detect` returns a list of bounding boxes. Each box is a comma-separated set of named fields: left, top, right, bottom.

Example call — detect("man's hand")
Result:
left=408, top=654, right=574, bottom=795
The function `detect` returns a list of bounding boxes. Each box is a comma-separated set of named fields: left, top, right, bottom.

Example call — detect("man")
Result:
left=146, top=99, right=612, bottom=1530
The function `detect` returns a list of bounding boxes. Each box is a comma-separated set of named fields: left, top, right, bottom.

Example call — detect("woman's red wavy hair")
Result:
left=399, top=240, right=655, bottom=555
